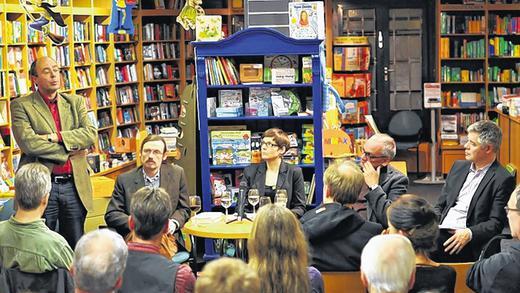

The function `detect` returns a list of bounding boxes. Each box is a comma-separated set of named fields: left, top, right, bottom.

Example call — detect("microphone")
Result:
left=237, top=181, right=248, bottom=220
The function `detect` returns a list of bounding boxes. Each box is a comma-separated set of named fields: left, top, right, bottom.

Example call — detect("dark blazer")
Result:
left=105, top=163, right=190, bottom=237
left=364, top=165, right=409, bottom=227
left=301, top=203, right=383, bottom=271
left=435, top=160, right=515, bottom=256
left=241, top=161, right=306, bottom=217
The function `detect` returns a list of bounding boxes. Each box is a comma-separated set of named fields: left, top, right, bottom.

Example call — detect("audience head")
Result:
left=14, top=163, right=52, bottom=212
left=465, top=121, right=501, bottom=164
left=248, top=204, right=310, bottom=293
left=362, top=133, right=396, bottom=168
left=323, top=159, right=364, bottom=205
left=261, top=128, right=290, bottom=160
left=73, top=229, right=128, bottom=293
left=507, top=185, right=520, bottom=239
left=195, top=257, right=260, bottom=293
left=361, top=234, right=416, bottom=293
left=140, top=134, right=167, bottom=173
left=129, top=186, right=172, bottom=240
left=387, top=194, right=439, bottom=255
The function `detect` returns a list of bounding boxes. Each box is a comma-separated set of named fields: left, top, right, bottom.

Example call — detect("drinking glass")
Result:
left=275, top=189, right=288, bottom=207
left=189, top=195, right=201, bottom=217
left=248, top=189, right=260, bottom=214
left=259, top=196, right=272, bottom=208
left=221, top=190, right=232, bottom=217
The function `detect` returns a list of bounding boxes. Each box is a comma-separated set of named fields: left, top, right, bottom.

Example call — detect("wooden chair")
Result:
left=441, top=262, right=474, bottom=293
left=389, top=160, right=408, bottom=177
left=322, top=271, right=365, bottom=293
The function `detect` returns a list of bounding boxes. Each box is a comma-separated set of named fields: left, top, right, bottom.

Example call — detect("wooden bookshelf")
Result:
left=436, top=0, right=520, bottom=174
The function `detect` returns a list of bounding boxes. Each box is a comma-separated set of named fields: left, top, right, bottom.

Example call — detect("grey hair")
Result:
left=361, top=234, right=415, bottom=293
left=467, top=120, right=502, bottom=152
left=14, top=163, right=52, bottom=210
left=73, top=229, right=128, bottom=293
left=370, top=133, right=397, bottom=159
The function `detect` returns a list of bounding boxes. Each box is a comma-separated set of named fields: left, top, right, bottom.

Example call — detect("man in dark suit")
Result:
left=11, top=56, right=97, bottom=249
left=105, top=134, right=190, bottom=259
left=358, top=133, right=409, bottom=227
left=433, top=120, right=515, bottom=262
left=301, top=160, right=383, bottom=271
left=467, top=185, right=520, bottom=293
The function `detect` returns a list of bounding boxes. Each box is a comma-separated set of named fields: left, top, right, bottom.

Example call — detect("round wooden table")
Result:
left=182, top=216, right=253, bottom=268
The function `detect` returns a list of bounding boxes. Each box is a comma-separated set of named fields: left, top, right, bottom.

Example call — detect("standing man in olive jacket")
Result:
left=11, top=56, right=97, bottom=249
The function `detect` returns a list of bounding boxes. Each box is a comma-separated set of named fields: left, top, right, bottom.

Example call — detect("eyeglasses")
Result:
left=505, top=206, right=520, bottom=213
left=261, top=141, right=279, bottom=148
left=362, top=149, right=387, bottom=160
left=142, top=149, right=164, bottom=156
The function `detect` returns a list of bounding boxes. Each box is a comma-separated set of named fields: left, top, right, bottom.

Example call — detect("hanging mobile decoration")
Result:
left=108, top=0, right=138, bottom=35
left=21, top=0, right=67, bottom=45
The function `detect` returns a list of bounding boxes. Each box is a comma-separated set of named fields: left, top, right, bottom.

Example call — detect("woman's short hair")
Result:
left=248, top=204, right=310, bottom=293
left=387, top=194, right=439, bottom=254
left=195, top=258, right=260, bottom=293
left=262, top=128, right=290, bottom=152
left=324, top=160, right=364, bottom=204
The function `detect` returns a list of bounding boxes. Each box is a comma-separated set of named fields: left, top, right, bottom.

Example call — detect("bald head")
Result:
left=30, top=56, right=61, bottom=96
left=507, top=185, right=520, bottom=238
left=73, top=229, right=128, bottom=293
left=324, top=159, right=364, bottom=204
left=361, top=234, right=416, bottom=293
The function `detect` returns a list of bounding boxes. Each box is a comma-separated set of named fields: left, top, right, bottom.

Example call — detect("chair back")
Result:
left=388, top=111, right=423, bottom=137
left=505, top=163, right=517, bottom=182
left=0, top=267, right=74, bottom=293
left=479, top=234, right=512, bottom=260
left=441, top=262, right=474, bottom=293
left=322, top=271, right=365, bottom=293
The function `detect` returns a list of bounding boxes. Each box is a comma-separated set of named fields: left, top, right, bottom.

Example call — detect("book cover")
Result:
left=288, top=1, right=325, bottom=40
left=211, top=130, right=251, bottom=165
left=196, top=15, right=222, bottom=41
left=218, top=89, right=243, bottom=108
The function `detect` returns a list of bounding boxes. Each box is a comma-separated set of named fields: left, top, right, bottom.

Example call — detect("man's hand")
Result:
left=361, top=160, right=380, bottom=187
left=69, top=149, right=87, bottom=158
left=168, top=219, right=178, bottom=235
left=444, top=228, right=472, bottom=255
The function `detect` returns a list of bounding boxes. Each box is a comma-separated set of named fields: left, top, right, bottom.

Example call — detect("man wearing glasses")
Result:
left=357, top=133, right=409, bottom=227
left=433, top=121, right=515, bottom=262
left=467, top=185, right=520, bottom=293
left=105, top=134, right=190, bottom=260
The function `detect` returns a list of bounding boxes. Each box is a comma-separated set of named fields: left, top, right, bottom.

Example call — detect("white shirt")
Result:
left=440, top=162, right=492, bottom=230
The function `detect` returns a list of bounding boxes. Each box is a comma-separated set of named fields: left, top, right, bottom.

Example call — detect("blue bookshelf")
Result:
left=193, top=28, right=325, bottom=259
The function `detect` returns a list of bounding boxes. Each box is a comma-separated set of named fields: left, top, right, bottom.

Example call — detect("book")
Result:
left=196, top=15, right=222, bottom=41
left=211, top=131, right=251, bottom=165
left=288, top=1, right=325, bottom=40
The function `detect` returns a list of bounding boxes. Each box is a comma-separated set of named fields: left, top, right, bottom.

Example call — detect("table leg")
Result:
left=189, top=234, right=198, bottom=273
left=236, top=239, right=247, bottom=261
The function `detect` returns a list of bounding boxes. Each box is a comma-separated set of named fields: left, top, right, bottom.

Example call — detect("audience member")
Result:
left=467, top=185, right=520, bottom=293
left=195, top=258, right=260, bottom=293
left=119, top=186, right=195, bottom=293
left=72, top=229, right=128, bottom=293
left=105, top=134, right=190, bottom=259
left=0, top=163, right=73, bottom=273
left=301, top=160, right=382, bottom=271
left=358, top=133, right=408, bottom=227
left=360, top=234, right=416, bottom=293
left=241, top=128, right=306, bottom=217
left=248, top=204, right=324, bottom=293
left=433, top=120, right=515, bottom=262
left=387, top=194, right=456, bottom=293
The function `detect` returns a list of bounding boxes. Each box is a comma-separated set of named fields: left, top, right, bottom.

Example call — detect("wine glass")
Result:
left=221, top=190, right=232, bottom=218
left=259, top=196, right=272, bottom=208
left=275, top=189, right=288, bottom=207
left=248, top=189, right=260, bottom=214
left=189, top=195, right=201, bottom=217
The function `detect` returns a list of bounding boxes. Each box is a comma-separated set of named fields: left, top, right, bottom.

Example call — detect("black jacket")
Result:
left=241, top=161, right=306, bottom=217
left=466, top=239, right=520, bottom=293
left=301, top=203, right=383, bottom=271
left=435, top=160, right=515, bottom=257
left=364, top=165, right=409, bottom=227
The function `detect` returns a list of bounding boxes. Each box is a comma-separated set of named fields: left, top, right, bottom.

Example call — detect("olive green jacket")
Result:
left=11, top=91, right=97, bottom=211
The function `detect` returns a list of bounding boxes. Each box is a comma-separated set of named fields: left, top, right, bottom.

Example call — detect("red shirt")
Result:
left=40, top=92, right=72, bottom=175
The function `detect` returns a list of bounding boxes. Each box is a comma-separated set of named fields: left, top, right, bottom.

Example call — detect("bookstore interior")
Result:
left=0, top=0, right=520, bottom=262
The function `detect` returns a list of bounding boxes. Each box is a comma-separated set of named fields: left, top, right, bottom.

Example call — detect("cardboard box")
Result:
left=113, top=137, right=136, bottom=153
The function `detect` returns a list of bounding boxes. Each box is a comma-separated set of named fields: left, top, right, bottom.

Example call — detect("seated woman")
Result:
left=241, top=128, right=306, bottom=218
left=387, top=194, right=456, bottom=293
left=248, top=204, right=323, bottom=293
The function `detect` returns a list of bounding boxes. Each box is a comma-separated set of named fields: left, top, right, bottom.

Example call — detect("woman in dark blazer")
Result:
left=241, top=128, right=306, bottom=218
